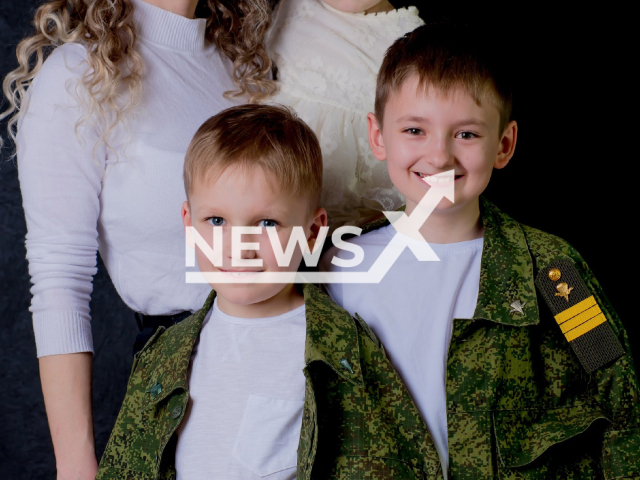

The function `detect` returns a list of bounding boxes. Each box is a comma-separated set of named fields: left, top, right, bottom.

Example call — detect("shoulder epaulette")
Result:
left=535, top=259, right=625, bottom=374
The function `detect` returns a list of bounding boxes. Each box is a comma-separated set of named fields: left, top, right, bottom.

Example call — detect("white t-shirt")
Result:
left=175, top=299, right=307, bottom=480
left=322, top=225, right=483, bottom=477
left=17, top=0, right=238, bottom=357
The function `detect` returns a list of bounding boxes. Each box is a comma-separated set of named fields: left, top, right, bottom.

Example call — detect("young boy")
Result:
left=95, top=105, right=445, bottom=480
left=323, top=24, right=640, bottom=479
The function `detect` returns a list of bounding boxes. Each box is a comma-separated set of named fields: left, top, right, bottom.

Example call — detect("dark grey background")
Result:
left=1, top=2, right=636, bottom=479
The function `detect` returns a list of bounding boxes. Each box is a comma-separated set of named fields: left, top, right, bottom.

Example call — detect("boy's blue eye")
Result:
left=259, top=219, right=278, bottom=228
left=207, top=217, right=225, bottom=226
left=456, top=131, right=477, bottom=140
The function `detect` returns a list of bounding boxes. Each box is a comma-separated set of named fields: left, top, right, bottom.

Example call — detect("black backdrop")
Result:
left=0, top=2, right=637, bottom=479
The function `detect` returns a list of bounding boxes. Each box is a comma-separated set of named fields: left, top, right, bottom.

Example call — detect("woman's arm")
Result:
left=16, top=44, right=106, bottom=476
left=40, top=353, right=98, bottom=480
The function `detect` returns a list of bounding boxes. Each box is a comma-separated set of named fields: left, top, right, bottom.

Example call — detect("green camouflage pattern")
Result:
left=356, top=196, right=640, bottom=479
left=96, top=196, right=639, bottom=479
left=96, top=284, right=443, bottom=480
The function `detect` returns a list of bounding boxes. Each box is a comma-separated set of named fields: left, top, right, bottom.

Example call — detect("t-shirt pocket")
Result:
left=232, top=394, right=304, bottom=478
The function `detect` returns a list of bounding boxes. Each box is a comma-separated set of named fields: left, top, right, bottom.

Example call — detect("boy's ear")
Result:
left=494, top=120, right=518, bottom=169
left=307, top=207, right=328, bottom=252
left=182, top=200, right=195, bottom=249
left=367, top=112, right=386, bottom=161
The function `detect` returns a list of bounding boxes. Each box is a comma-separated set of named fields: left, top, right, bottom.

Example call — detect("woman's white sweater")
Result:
left=17, top=0, right=238, bottom=357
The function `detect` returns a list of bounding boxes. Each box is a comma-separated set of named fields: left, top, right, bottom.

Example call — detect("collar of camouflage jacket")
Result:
left=139, top=289, right=217, bottom=408
left=140, top=284, right=364, bottom=408
left=302, top=283, right=364, bottom=386
left=473, top=197, right=540, bottom=327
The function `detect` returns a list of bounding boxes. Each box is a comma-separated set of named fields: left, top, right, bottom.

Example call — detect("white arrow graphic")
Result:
left=384, top=169, right=455, bottom=241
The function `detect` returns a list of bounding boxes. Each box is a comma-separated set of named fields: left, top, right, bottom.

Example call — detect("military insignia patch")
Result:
left=535, top=259, right=625, bottom=374
left=509, top=300, right=526, bottom=315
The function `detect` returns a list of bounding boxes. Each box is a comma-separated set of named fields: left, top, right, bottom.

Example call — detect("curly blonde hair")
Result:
left=206, top=0, right=276, bottom=103
left=0, top=0, right=275, bottom=153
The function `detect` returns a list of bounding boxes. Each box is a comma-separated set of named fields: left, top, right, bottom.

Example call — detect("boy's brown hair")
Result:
left=375, top=23, right=513, bottom=134
left=184, top=104, right=323, bottom=207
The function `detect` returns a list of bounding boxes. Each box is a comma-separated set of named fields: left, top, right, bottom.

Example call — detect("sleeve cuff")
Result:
left=33, top=310, right=94, bottom=357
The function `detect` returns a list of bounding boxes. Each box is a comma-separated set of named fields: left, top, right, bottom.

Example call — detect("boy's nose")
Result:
left=238, top=244, right=257, bottom=259
left=223, top=227, right=259, bottom=261
left=425, top=142, right=455, bottom=169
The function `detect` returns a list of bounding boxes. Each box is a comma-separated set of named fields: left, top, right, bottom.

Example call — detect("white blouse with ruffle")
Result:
left=267, top=0, right=424, bottom=227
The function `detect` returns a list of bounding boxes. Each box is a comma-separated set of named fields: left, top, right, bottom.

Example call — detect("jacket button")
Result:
left=171, top=406, right=183, bottom=419
left=339, top=358, right=354, bottom=374
left=548, top=268, right=562, bottom=281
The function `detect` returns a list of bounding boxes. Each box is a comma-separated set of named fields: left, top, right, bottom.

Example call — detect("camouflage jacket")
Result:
left=362, top=197, right=640, bottom=479
left=96, top=283, right=443, bottom=480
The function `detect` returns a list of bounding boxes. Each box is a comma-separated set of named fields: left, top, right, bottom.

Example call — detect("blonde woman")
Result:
left=1, top=0, right=274, bottom=478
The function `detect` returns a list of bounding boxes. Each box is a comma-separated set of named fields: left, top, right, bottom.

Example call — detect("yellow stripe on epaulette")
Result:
left=564, top=313, right=607, bottom=342
left=554, top=296, right=607, bottom=341
left=555, top=296, right=597, bottom=324
left=535, top=259, right=625, bottom=374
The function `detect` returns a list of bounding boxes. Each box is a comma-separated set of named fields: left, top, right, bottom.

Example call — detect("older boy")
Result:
left=96, top=105, right=444, bottom=480
left=323, top=24, right=640, bottom=479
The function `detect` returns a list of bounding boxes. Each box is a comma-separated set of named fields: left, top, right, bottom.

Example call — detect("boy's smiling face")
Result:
left=182, top=165, right=326, bottom=317
left=368, top=75, right=517, bottom=218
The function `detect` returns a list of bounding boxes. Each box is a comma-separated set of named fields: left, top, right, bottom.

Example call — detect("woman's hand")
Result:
left=39, top=353, right=98, bottom=480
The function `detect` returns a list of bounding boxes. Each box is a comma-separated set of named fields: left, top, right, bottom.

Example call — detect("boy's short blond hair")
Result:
left=375, top=23, right=513, bottom=134
left=184, top=104, right=323, bottom=208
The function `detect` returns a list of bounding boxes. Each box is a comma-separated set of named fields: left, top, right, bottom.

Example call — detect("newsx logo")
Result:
left=185, top=170, right=455, bottom=284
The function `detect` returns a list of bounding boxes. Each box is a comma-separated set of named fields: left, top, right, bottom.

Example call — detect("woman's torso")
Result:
left=18, top=0, right=239, bottom=324
left=98, top=19, right=239, bottom=314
